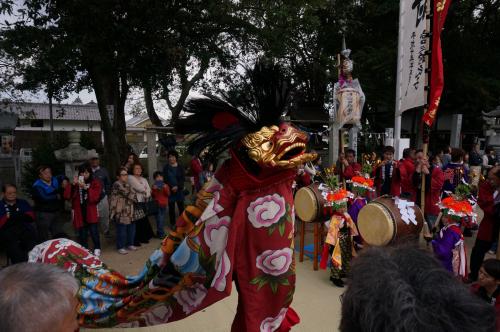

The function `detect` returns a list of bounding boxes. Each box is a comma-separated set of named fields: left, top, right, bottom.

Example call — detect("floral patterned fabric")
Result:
left=29, top=153, right=299, bottom=332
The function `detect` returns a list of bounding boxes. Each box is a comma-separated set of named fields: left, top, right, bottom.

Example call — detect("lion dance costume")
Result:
left=29, top=61, right=316, bottom=331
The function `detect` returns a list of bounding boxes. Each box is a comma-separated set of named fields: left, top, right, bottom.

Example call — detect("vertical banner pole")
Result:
left=421, top=0, right=433, bottom=239
left=394, top=0, right=405, bottom=159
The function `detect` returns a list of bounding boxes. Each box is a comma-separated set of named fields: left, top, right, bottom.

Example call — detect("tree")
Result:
left=136, top=1, right=250, bottom=126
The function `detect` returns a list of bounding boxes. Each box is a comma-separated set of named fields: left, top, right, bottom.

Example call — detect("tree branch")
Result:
left=144, top=83, right=163, bottom=127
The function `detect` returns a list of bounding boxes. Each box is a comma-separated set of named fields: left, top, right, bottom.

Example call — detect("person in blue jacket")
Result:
left=32, top=165, right=63, bottom=241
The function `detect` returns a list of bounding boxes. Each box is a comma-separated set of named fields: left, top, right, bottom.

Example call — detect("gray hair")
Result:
left=0, top=263, right=79, bottom=332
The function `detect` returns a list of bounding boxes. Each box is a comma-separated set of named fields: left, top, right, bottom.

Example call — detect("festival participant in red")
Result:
left=398, top=147, right=416, bottom=201
left=29, top=60, right=317, bottom=331
left=469, top=166, right=500, bottom=282
left=413, top=152, right=444, bottom=231
left=373, top=145, right=400, bottom=196
left=64, top=163, right=102, bottom=256
left=342, top=149, right=361, bottom=181
left=190, top=155, right=203, bottom=193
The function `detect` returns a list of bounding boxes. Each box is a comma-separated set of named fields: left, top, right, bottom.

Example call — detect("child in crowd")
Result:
left=432, top=185, right=476, bottom=280
left=320, top=188, right=358, bottom=288
left=110, top=167, right=138, bottom=255
left=151, top=171, right=170, bottom=238
left=471, top=259, right=500, bottom=326
left=373, top=145, right=400, bottom=196
left=347, top=176, right=374, bottom=249
left=64, top=164, right=102, bottom=256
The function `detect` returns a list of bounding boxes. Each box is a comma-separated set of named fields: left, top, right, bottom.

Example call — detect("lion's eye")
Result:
left=261, top=141, right=273, bottom=151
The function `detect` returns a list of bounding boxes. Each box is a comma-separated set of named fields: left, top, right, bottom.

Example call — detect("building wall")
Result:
left=13, top=130, right=102, bottom=150
left=17, top=119, right=101, bottom=132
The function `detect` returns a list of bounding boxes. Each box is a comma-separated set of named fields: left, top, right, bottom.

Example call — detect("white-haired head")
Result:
left=0, top=263, right=80, bottom=332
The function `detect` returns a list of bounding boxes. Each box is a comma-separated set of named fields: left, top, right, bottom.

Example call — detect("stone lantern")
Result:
left=482, top=106, right=500, bottom=155
left=54, top=131, right=98, bottom=178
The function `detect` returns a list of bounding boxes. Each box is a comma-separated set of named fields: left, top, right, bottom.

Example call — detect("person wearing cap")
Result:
left=89, top=155, right=111, bottom=237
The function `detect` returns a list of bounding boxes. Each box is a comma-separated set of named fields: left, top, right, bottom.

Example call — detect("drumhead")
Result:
left=357, top=202, right=394, bottom=246
left=294, top=187, right=317, bottom=222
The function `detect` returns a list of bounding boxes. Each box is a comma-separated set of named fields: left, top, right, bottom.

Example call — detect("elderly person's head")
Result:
left=340, top=246, right=495, bottom=332
left=0, top=263, right=79, bottom=332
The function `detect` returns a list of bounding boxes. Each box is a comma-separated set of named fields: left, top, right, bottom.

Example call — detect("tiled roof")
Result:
left=0, top=102, right=101, bottom=121
left=126, top=113, right=150, bottom=126
left=126, top=113, right=168, bottom=127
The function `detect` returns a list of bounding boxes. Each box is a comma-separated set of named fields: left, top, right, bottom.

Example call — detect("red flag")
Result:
left=422, top=0, right=452, bottom=127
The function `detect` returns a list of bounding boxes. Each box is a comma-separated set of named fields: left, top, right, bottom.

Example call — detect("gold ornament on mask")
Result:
left=241, top=125, right=317, bottom=169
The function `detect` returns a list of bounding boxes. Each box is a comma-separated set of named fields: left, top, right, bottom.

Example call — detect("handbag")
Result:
left=133, top=202, right=147, bottom=221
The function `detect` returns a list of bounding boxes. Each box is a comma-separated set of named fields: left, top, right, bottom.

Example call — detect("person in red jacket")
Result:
left=373, top=145, right=400, bottom=196
left=413, top=152, right=445, bottom=231
left=151, top=171, right=171, bottom=237
left=190, top=155, right=203, bottom=193
left=469, top=166, right=500, bottom=282
left=398, top=147, right=416, bottom=201
left=64, top=163, right=102, bottom=256
left=342, top=149, right=361, bottom=181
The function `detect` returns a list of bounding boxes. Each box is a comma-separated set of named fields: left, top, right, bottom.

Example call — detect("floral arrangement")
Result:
left=320, top=165, right=339, bottom=191
left=438, top=184, right=477, bottom=225
left=325, top=188, right=353, bottom=210
left=347, top=175, right=375, bottom=197
left=440, top=197, right=473, bottom=215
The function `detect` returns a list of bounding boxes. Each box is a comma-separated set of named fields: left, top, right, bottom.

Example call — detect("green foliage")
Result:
left=2, top=0, right=499, bottom=157
left=454, top=183, right=472, bottom=200
left=320, top=166, right=340, bottom=190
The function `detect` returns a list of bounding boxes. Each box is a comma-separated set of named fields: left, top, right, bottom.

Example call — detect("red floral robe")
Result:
left=29, top=151, right=300, bottom=332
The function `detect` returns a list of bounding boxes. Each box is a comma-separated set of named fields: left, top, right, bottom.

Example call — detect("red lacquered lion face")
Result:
left=241, top=122, right=317, bottom=169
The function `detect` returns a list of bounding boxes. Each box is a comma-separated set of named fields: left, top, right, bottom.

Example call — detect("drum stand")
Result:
left=299, top=220, right=325, bottom=271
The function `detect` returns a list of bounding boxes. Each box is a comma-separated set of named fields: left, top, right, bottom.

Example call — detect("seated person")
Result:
left=340, top=246, right=495, bottom=332
left=0, top=262, right=79, bottom=332
left=0, top=184, right=37, bottom=263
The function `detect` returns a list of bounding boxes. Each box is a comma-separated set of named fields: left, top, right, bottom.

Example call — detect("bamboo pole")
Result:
left=421, top=0, right=433, bottom=239
left=420, top=142, right=428, bottom=212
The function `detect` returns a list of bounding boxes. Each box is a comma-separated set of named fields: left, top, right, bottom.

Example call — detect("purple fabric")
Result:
left=432, top=226, right=461, bottom=272
left=348, top=198, right=366, bottom=224
left=348, top=198, right=366, bottom=245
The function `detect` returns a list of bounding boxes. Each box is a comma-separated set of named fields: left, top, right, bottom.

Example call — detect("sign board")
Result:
left=397, top=0, right=428, bottom=114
